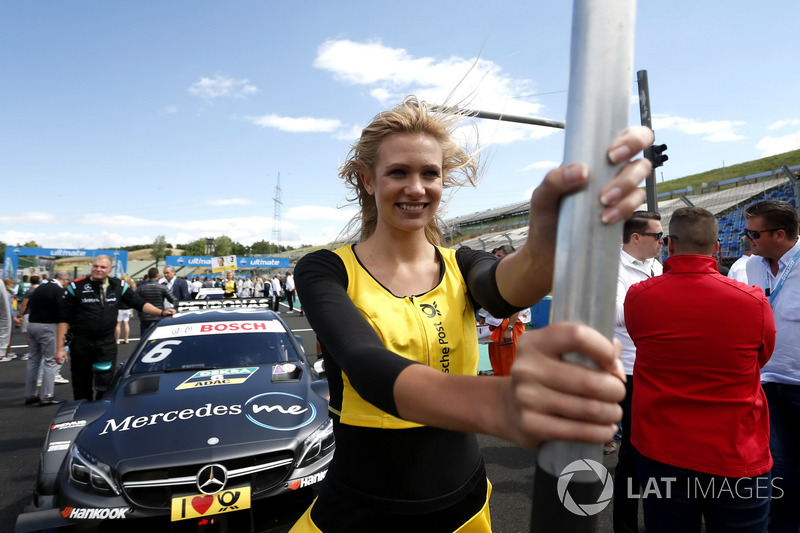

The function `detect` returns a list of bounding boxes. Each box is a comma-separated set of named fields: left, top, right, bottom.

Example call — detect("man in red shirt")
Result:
left=625, top=207, right=775, bottom=532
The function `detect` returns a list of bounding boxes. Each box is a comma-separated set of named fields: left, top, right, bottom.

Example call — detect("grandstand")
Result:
left=453, top=165, right=799, bottom=267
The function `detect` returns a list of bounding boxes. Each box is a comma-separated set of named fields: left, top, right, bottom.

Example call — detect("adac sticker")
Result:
left=149, top=320, right=284, bottom=340
left=176, top=367, right=258, bottom=390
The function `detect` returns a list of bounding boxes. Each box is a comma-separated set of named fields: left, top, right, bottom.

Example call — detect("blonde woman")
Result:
left=115, top=274, right=137, bottom=344
left=291, top=96, right=653, bottom=532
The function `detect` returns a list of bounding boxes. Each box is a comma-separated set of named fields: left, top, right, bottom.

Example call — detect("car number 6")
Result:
left=142, top=340, right=183, bottom=363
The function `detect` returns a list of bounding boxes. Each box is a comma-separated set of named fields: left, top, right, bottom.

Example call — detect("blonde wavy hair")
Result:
left=339, top=96, right=480, bottom=245
left=120, top=273, right=137, bottom=291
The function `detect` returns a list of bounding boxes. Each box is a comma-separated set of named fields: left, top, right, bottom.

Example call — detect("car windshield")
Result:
left=130, top=318, right=299, bottom=373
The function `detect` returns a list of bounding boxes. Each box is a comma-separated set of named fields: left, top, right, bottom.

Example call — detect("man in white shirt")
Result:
left=743, top=199, right=800, bottom=532
left=240, top=276, right=254, bottom=298
left=613, top=211, right=664, bottom=533
left=190, top=278, right=202, bottom=299
left=284, top=272, right=296, bottom=312
left=270, top=274, right=282, bottom=313
left=727, top=238, right=753, bottom=283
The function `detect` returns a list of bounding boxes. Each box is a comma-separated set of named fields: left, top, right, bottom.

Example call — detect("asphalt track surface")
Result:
left=0, top=303, right=627, bottom=533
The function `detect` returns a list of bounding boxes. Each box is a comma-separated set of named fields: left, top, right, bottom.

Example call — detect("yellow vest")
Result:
left=332, top=245, right=479, bottom=429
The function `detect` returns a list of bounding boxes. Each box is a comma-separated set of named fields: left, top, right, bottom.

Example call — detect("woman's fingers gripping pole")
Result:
left=503, top=323, right=626, bottom=447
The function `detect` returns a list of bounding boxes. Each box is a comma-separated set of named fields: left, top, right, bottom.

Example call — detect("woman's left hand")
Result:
left=527, top=125, right=655, bottom=253
left=494, top=126, right=654, bottom=307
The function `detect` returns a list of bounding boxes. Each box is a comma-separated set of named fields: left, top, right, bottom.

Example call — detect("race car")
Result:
left=16, top=301, right=333, bottom=532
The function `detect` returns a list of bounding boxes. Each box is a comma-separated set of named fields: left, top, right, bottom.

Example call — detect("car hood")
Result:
left=76, top=364, right=328, bottom=473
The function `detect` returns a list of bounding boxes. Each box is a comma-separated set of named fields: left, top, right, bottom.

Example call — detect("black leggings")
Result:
left=310, top=459, right=488, bottom=533
left=69, top=334, right=116, bottom=401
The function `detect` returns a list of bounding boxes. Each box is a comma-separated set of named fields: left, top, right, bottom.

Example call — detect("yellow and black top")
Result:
left=295, top=244, right=520, bottom=532
left=329, top=244, right=480, bottom=428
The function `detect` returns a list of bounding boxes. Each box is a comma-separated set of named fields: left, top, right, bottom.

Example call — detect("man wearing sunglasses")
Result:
left=612, top=210, right=664, bottom=533
left=624, top=206, right=775, bottom=532
left=743, top=199, right=800, bottom=533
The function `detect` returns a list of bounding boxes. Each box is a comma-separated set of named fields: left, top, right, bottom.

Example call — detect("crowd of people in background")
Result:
left=607, top=201, right=800, bottom=533
left=1, top=194, right=798, bottom=532
left=1, top=262, right=300, bottom=406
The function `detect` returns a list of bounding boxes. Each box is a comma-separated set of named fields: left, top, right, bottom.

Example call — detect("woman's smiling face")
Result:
left=362, top=133, right=444, bottom=236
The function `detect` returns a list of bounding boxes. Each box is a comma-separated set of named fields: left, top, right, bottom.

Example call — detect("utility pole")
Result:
left=271, top=173, right=283, bottom=247
left=637, top=70, right=658, bottom=212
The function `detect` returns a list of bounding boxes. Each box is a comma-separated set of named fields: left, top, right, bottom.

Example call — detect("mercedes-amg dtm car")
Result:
left=17, top=302, right=333, bottom=532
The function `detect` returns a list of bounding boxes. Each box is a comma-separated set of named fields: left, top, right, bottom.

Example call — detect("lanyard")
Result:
left=764, top=246, right=800, bottom=306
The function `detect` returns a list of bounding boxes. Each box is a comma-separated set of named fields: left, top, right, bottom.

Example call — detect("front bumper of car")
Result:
left=16, top=437, right=334, bottom=533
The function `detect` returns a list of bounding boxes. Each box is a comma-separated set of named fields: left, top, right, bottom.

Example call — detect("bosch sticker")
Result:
left=149, top=320, right=284, bottom=340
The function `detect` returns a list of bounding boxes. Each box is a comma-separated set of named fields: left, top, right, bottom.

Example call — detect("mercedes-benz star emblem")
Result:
left=197, top=464, right=228, bottom=495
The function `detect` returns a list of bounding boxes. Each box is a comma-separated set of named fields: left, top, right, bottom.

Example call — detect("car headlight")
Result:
left=296, top=418, right=334, bottom=468
left=69, top=444, right=121, bottom=495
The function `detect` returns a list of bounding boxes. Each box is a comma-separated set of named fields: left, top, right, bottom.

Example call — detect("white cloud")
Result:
left=206, top=198, right=254, bottom=206
left=767, top=118, right=800, bottom=131
left=0, top=212, right=57, bottom=225
left=243, top=113, right=341, bottom=133
left=652, top=114, right=746, bottom=142
left=756, top=130, right=800, bottom=157
left=285, top=205, right=357, bottom=222
left=188, top=75, right=258, bottom=99
left=160, top=105, right=178, bottom=114
left=314, top=39, right=554, bottom=146
left=520, top=160, right=560, bottom=171
left=1, top=206, right=356, bottom=250
left=78, top=214, right=159, bottom=228
left=0, top=230, right=152, bottom=250
left=333, top=124, right=364, bottom=141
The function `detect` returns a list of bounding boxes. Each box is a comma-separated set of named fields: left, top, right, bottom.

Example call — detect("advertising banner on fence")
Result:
left=212, top=255, right=237, bottom=273
left=1, top=247, right=128, bottom=279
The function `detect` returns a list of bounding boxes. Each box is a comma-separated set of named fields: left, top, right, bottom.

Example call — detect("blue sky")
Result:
left=3, top=1, right=799, bottom=250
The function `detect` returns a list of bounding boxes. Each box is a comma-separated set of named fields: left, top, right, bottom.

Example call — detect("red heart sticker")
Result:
left=192, top=495, right=214, bottom=515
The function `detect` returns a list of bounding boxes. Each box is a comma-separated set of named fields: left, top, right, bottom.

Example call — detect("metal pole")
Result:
left=637, top=70, right=658, bottom=212
left=429, top=105, right=565, bottom=130
left=530, top=1, right=637, bottom=531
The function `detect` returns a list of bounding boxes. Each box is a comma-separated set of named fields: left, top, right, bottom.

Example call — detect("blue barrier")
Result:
left=529, top=296, right=552, bottom=329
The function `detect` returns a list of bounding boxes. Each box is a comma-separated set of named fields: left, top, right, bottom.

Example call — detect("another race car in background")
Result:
left=17, top=301, right=332, bottom=533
